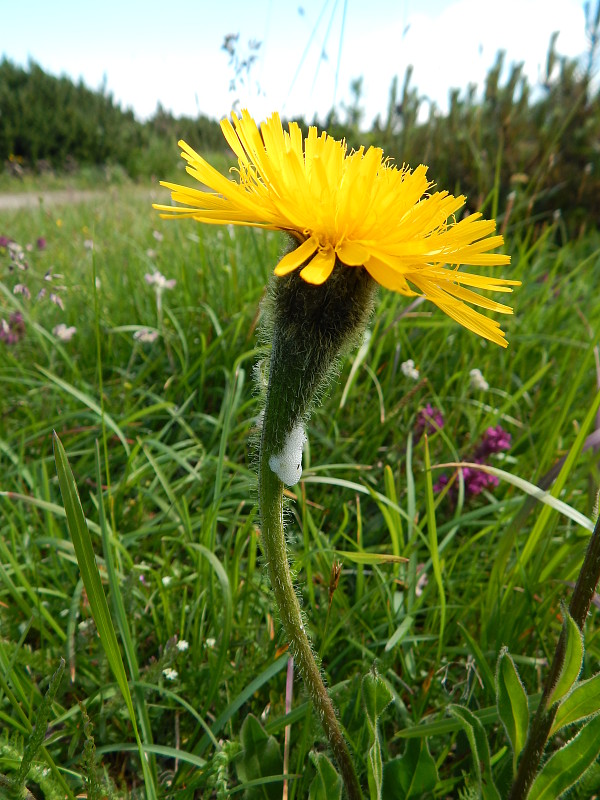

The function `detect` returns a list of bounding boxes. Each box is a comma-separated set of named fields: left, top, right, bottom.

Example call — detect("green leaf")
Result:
left=368, top=737, right=384, bottom=800
left=551, top=672, right=600, bottom=735
left=362, top=669, right=393, bottom=800
left=235, top=714, right=283, bottom=799
left=385, top=615, right=415, bottom=652
left=308, top=753, right=342, bottom=800
left=382, top=738, right=439, bottom=799
left=529, top=713, right=600, bottom=800
left=449, top=705, right=501, bottom=800
left=52, top=432, right=157, bottom=800
left=362, top=669, right=393, bottom=727
left=496, top=647, right=529, bottom=770
left=546, top=610, right=584, bottom=707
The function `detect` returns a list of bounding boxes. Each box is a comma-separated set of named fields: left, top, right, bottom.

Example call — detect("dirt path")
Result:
left=0, top=187, right=157, bottom=211
left=0, top=189, right=109, bottom=211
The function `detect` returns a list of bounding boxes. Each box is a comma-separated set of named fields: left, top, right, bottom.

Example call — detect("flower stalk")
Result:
left=258, top=263, right=376, bottom=799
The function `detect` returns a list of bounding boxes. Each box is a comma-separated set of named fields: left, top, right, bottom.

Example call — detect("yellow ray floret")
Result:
left=154, top=110, right=520, bottom=346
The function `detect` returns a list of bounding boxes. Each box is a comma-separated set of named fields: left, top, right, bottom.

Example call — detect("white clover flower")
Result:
left=161, top=576, right=172, bottom=587
left=401, top=359, right=420, bottom=380
left=176, top=639, right=189, bottom=652
left=134, top=328, right=159, bottom=344
left=53, top=323, right=77, bottom=341
left=162, top=668, right=178, bottom=680
left=469, top=368, right=489, bottom=391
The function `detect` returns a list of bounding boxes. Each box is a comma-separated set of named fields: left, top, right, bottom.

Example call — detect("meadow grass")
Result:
left=0, top=181, right=599, bottom=798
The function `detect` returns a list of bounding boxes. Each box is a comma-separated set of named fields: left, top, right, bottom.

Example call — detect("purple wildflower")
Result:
left=475, top=425, right=512, bottom=458
left=36, top=237, right=47, bottom=250
left=0, top=236, right=10, bottom=248
left=0, top=312, right=25, bottom=344
left=462, top=466, right=499, bottom=496
left=435, top=424, right=511, bottom=501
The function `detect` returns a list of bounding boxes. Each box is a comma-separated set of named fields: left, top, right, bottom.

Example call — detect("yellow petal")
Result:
left=364, top=257, right=415, bottom=296
left=300, top=247, right=336, bottom=284
left=336, top=241, right=369, bottom=266
left=274, top=237, right=319, bottom=276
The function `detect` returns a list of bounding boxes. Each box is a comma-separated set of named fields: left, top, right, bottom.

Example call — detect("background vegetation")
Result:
left=0, top=13, right=599, bottom=800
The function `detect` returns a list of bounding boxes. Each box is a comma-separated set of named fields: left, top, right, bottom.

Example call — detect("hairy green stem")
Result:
left=256, top=264, right=376, bottom=799
left=508, top=512, right=600, bottom=799
left=258, top=459, right=363, bottom=800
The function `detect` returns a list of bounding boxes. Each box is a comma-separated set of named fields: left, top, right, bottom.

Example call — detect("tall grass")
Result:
left=0, top=163, right=599, bottom=797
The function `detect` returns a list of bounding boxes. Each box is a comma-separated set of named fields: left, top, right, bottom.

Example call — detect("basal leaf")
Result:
left=308, top=753, right=342, bottom=800
left=235, top=714, right=283, bottom=800
left=449, top=705, right=501, bottom=800
left=382, top=738, right=439, bottom=799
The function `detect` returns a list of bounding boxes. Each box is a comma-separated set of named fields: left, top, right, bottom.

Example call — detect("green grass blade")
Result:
left=52, top=431, right=157, bottom=800
left=424, top=435, right=446, bottom=664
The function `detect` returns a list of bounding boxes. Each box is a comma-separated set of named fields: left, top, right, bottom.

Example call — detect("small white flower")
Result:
left=176, top=639, right=189, bottom=652
left=162, top=576, right=172, bottom=586
left=153, top=230, right=164, bottom=242
left=8, top=242, right=24, bottom=258
left=84, top=239, right=94, bottom=250
left=469, top=368, right=489, bottom=391
left=205, top=637, right=216, bottom=649
left=95, top=276, right=101, bottom=290
left=134, top=328, right=159, bottom=344
left=13, top=283, right=31, bottom=299
left=50, top=292, right=64, bottom=310
left=401, top=359, right=420, bottom=380
left=146, top=248, right=158, bottom=259
left=53, top=323, right=76, bottom=341
left=145, top=270, right=176, bottom=290
left=162, top=668, right=178, bottom=680
left=415, top=571, right=428, bottom=598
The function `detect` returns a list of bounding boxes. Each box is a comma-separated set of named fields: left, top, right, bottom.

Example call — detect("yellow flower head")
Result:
left=154, top=110, right=519, bottom=347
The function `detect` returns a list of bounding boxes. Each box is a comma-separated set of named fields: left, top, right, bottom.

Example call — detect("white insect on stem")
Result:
left=269, top=421, right=307, bottom=486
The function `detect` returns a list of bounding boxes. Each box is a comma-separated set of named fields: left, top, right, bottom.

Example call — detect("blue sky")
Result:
left=2, top=0, right=588, bottom=124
